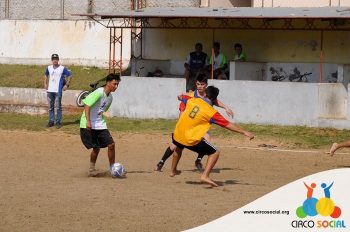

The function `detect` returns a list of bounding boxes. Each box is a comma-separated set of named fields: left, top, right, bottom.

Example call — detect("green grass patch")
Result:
left=0, top=112, right=349, bottom=149
left=210, top=124, right=349, bottom=149
left=0, top=64, right=110, bottom=90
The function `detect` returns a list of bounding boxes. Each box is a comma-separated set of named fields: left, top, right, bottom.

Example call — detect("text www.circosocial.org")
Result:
left=243, top=210, right=290, bottom=215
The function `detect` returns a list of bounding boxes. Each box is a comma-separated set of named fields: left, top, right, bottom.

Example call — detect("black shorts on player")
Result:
left=80, top=128, right=114, bottom=149
left=172, top=136, right=217, bottom=156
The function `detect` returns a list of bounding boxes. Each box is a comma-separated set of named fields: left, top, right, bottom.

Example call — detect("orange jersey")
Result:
left=174, top=97, right=229, bottom=146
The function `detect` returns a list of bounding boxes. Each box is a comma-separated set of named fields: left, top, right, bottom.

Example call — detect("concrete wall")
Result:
left=0, top=87, right=80, bottom=106
left=110, top=77, right=185, bottom=118
left=227, top=62, right=342, bottom=83
left=1, top=0, right=200, bottom=20
left=230, top=62, right=266, bottom=81
left=2, top=80, right=350, bottom=129
left=143, top=29, right=350, bottom=64
left=109, top=79, right=350, bottom=129
left=3, top=20, right=350, bottom=75
left=266, top=63, right=338, bottom=83
left=208, top=0, right=251, bottom=7
left=131, top=59, right=184, bottom=77
left=0, top=20, right=131, bottom=69
left=147, top=0, right=200, bottom=7
left=0, top=0, right=5, bottom=19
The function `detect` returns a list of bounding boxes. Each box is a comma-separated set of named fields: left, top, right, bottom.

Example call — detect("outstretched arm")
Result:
left=211, top=112, right=254, bottom=140
left=214, top=99, right=234, bottom=118
left=225, top=122, right=254, bottom=140
left=327, top=181, right=334, bottom=190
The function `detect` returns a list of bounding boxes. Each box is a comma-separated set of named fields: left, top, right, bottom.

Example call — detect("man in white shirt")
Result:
left=44, top=54, right=72, bottom=128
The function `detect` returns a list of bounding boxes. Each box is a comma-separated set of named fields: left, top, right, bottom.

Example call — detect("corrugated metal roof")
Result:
left=80, top=7, right=350, bottom=19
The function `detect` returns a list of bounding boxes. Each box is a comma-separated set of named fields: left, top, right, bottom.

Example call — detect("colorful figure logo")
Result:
left=296, top=182, right=342, bottom=219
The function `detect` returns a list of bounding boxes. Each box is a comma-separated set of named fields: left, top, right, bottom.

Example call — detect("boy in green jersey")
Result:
left=80, top=73, right=121, bottom=177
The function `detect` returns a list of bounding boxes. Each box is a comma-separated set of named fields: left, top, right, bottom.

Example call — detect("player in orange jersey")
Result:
left=170, top=86, right=254, bottom=187
left=155, top=74, right=233, bottom=172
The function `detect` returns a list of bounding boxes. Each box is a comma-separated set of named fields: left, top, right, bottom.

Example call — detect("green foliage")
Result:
left=0, top=64, right=109, bottom=90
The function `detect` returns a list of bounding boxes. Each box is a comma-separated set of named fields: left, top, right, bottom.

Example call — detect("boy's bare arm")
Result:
left=225, top=122, right=254, bottom=140
left=215, top=99, right=234, bottom=118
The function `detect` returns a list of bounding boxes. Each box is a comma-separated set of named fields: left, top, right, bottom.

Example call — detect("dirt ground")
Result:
left=1, top=129, right=349, bottom=232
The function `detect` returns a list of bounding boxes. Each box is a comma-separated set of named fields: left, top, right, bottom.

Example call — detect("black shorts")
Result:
left=80, top=128, right=114, bottom=149
left=172, top=135, right=217, bottom=156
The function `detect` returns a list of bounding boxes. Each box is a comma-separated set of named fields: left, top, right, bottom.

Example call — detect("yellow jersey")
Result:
left=174, top=97, right=229, bottom=146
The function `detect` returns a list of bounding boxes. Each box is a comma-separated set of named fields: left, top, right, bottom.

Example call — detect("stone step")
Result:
left=0, top=103, right=83, bottom=115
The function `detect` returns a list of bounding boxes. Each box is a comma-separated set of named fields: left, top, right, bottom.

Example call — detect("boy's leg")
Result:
left=195, top=154, right=204, bottom=172
left=200, top=151, right=220, bottom=187
left=194, top=133, right=211, bottom=172
left=89, top=148, right=100, bottom=177
left=107, top=142, right=115, bottom=166
left=155, top=143, right=177, bottom=171
left=96, top=129, right=115, bottom=169
left=330, top=140, right=350, bottom=156
left=170, top=147, right=183, bottom=177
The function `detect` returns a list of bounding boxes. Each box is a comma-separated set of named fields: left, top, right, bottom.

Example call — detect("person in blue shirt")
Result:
left=184, top=43, right=209, bottom=92
left=44, top=54, right=72, bottom=128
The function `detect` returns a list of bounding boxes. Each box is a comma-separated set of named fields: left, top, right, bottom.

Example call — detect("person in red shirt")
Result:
left=155, top=74, right=233, bottom=172
left=171, top=86, right=254, bottom=187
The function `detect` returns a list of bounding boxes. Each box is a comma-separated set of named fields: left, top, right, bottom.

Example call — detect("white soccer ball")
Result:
left=110, top=163, right=125, bottom=177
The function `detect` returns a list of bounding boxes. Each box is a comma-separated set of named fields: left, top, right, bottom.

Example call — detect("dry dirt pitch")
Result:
left=1, top=129, right=349, bottom=232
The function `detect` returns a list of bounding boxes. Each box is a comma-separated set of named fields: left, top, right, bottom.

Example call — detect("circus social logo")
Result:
left=292, top=181, right=346, bottom=229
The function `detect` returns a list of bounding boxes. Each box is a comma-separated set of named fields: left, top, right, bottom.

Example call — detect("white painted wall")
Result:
left=110, top=77, right=186, bottom=119
left=0, top=20, right=131, bottom=69
left=2, top=79, right=350, bottom=129
left=230, top=62, right=266, bottom=81
left=0, top=87, right=80, bottom=106
left=266, top=63, right=338, bottom=83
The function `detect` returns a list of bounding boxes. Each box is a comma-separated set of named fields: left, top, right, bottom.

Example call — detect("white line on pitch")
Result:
left=219, top=145, right=349, bottom=155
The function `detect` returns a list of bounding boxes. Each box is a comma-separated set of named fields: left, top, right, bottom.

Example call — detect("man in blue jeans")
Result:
left=44, top=54, right=72, bottom=128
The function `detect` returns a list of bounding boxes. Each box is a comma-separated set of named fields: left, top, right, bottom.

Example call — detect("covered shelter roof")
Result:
left=73, top=7, right=350, bottom=77
left=88, top=6, right=350, bottom=19
left=75, top=7, right=350, bottom=30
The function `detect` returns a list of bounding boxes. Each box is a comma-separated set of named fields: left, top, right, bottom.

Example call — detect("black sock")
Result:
left=196, top=154, right=204, bottom=162
left=159, top=147, right=173, bottom=164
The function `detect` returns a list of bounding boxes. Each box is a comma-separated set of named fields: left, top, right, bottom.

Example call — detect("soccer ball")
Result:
left=110, top=163, right=125, bottom=177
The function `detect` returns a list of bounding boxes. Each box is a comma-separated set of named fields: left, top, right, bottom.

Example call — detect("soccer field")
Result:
left=1, top=129, right=348, bottom=232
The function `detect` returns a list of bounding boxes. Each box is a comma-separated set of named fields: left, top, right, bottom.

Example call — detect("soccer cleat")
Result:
left=195, top=160, right=203, bottom=173
left=155, top=162, right=164, bottom=172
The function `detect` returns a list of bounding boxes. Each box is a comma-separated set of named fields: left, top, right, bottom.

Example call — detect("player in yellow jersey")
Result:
left=155, top=74, right=234, bottom=172
left=170, top=86, right=254, bottom=187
